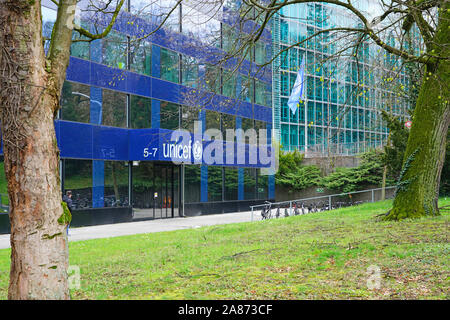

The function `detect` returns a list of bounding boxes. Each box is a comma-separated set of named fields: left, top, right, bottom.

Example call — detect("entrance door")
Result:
left=132, top=162, right=180, bottom=219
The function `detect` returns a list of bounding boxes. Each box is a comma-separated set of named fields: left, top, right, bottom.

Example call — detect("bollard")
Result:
left=251, top=206, right=254, bottom=222
left=289, top=201, right=292, bottom=216
left=328, top=195, right=332, bottom=210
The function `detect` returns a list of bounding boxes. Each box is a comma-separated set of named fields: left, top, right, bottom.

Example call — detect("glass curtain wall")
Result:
left=275, top=2, right=409, bottom=154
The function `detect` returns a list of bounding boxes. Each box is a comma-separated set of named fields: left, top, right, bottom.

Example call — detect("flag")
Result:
left=287, top=54, right=306, bottom=115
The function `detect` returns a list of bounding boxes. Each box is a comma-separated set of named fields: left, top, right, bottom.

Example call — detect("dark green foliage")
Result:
left=276, top=165, right=322, bottom=191
left=321, top=150, right=387, bottom=193
left=276, top=149, right=304, bottom=177
left=275, top=149, right=321, bottom=191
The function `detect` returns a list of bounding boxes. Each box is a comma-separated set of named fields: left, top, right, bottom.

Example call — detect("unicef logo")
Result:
left=192, top=140, right=202, bottom=161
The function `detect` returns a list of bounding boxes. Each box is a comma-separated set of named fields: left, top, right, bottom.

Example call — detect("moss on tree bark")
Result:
left=384, top=5, right=450, bottom=220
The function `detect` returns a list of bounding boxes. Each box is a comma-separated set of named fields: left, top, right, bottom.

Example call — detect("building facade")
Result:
left=272, top=1, right=413, bottom=156
left=0, top=0, right=275, bottom=226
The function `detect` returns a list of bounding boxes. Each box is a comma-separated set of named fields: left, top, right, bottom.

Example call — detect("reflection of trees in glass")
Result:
left=181, top=55, right=198, bottom=88
left=132, top=162, right=154, bottom=208
left=160, top=47, right=179, bottom=83
left=240, top=75, right=253, bottom=103
left=203, top=64, right=220, bottom=93
left=255, top=80, right=269, bottom=106
left=222, top=113, right=235, bottom=142
left=60, top=81, right=90, bottom=123
left=102, top=30, right=127, bottom=69
left=160, top=101, right=179, bottom=130
left=224, top=167, right=238, bottom=200
left=130, top=39, right=151, bottom=76
left=71, top=20, right=90, bottom=60
left=255, top=120, right=267, bottom=142
left=64, top=159, right=92, bottom=205
left=181, top=105, right=199, bottom=132
left=102, top=89, right=126, bottom=127
left=208, top=166, right=222, bottom=202
left=104, top=161, right=128, bottom=205
left=222, top=70, right=236, bottom=98
left=257, top=169, right=268, bottom=199
left=130, top=95, right=151, bottom=129
left=255, top=41, right=266, bottom=65
left=184, top=165, right=201, bottom=203
left=222, top=24, right=237, bottom=53
left=244, top=168, right=257, bottom=200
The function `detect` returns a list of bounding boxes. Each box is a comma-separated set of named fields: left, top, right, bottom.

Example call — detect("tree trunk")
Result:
left=0, top=0, right=74, bottom=299
left=384, top=6, right=450, bottom=220
left=381, top=165, right=387, bottom=201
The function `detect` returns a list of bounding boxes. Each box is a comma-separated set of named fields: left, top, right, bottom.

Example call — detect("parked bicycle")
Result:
left=261, top=201, right=273, bottom=220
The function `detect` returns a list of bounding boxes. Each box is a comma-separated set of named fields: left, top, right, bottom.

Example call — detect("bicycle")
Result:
left=260, top=201, right=273, bottom=220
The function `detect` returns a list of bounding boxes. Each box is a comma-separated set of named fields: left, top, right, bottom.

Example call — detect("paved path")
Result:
left=0, top=211, right=260, bottom=249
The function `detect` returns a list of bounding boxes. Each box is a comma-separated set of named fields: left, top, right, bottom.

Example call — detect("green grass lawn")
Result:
left=0, top=199, right=449, bottom=300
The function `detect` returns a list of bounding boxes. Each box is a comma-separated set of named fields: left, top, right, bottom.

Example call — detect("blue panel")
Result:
left=58, top=121, right=93, bottom=159
left=151, top=99, right=160, bottom=129
left=151, top=45, right=161, bottom=78
left=127, top=128, right=161, bottom=161
left=92, top=160, right=104, bottom=208
left=127, top=71, right=151, bottom=97
left=66, top=57, right=90, bottom=84
left=91, top=62, right=127, bottom=92
left=201, top=165, right=208, bottom=202
left=92, top=126, right=129, bottom=161
left=254, top=104, right=272, bottom=122
left=33, top=121, right=275, bottom=168
left=238, top=168, right=244, bottom=200
left=268, top=174, right=275, bottom=199
left=151, top=78, right=181, bottom=104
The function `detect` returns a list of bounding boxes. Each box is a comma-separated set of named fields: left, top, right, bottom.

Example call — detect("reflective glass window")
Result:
left=102, top=30, right=127, bottom=69
left=104, top=161, right=129, bottom=207
left=224, top=167, right=238, bottom=201
left=243, top=168, right=256, bottom=200
left=160, top=100, right=180, bottom=130
left=60, top=81, right=91, bottom=123
left=184, top=165, right=201, bottom=203
left=181, top=105, right=198, bottom=132
left=130, top=39, right=152, bottom=76
left=160, top=47, right=180, bottom=83
left=208, top=166, right=222, bottom=202
left=63, top=159, right=92, bottom=209
left=130, top=95, right=151, bottom=129
left=181, top=55, right=199, bottom=88
left=102, top=89, right=127, bottom=127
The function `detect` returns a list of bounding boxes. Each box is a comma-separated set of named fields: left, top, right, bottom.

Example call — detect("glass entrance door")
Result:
left=132, top=162, right=179, bottom=220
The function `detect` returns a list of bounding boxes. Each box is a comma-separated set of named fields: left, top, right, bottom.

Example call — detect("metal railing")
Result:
left=284, top=141, right=385, bottom=158
left=249, top=186, right=397, bottom=221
